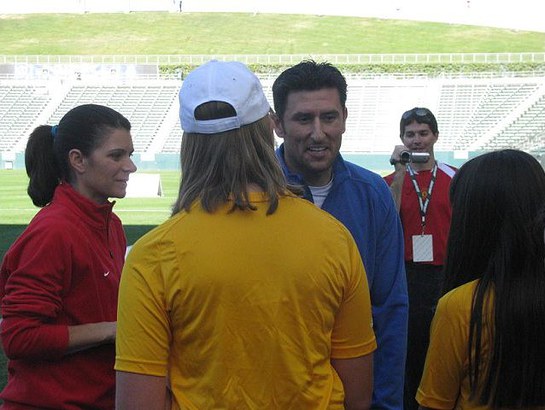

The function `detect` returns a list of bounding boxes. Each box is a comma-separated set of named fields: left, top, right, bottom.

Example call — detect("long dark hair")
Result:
left=25, top=104, right=131, bottom=207
left=443, top=149, right=545, bottom=407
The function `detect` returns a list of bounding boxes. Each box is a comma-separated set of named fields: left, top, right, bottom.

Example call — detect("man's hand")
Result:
left=389, top=145, right=409, bottom=167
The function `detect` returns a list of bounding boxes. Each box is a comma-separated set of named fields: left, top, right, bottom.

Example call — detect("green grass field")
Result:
left=1, top=12, right=544, bottom=55
left=0, top=169, right=180, bottom=255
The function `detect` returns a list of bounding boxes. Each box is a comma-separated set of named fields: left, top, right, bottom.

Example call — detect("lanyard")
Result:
left=407, top=162, right=437, bottom=234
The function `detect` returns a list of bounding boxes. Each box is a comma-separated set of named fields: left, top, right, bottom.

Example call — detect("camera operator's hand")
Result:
left=390, top=145, right=408, bottom=168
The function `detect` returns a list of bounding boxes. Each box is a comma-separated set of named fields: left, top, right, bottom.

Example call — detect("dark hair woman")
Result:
left=417, top=149, right=545, bottom=409
left=0, top=104, right=137, bottom=409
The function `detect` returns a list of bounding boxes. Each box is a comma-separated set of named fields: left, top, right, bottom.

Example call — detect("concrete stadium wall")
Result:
left=2, top=151, right=477, bottom=175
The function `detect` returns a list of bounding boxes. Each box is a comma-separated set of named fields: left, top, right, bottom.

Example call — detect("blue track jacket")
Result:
left=277, top=145, right=408, bottom=410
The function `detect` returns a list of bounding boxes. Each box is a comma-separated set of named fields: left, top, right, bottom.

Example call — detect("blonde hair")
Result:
left=172, top=106, right=290, bottom=216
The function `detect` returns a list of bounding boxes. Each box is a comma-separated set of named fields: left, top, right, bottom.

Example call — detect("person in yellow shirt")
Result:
left=417, top=149, right=545, bottom=409
left=115, top=60, right=377, bottom=410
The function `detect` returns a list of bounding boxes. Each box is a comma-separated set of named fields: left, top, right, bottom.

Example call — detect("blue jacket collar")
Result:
left=275, top=143, right=351, bottom=188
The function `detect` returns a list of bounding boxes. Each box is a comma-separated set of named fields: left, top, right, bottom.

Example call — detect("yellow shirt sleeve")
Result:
left=330, top=236, right=377, bottom=359
left=115, top=234, right=172, bottom=376
left=417, top=284, right=472, bottom=409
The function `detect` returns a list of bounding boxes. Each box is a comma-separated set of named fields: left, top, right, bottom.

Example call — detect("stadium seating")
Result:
left=483, top=92, right=545, bottom=151
left=0, top=85, right=51, bottom=152
left=1, top=74, right=544, bottom=158
left=449, top=81, right=541, bottom=151
left=435, top=82, right=490, bottom=150
left=46, top=82, right=179, bottom=152
left=343, top=79, right=434, bottom=153
left=162, top=120, right=183, bottom=153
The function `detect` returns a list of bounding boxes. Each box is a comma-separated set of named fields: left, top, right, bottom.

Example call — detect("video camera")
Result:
left=390, top=151, right=430, bottom=165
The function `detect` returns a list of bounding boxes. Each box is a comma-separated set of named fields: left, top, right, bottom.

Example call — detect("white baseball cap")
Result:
left=179, top=60, right=270, bottom=134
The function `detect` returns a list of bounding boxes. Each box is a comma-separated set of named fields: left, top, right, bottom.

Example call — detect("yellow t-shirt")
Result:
left=116, top=193, right=376, bottom=409
left=417, top=280, right=492, bottom=410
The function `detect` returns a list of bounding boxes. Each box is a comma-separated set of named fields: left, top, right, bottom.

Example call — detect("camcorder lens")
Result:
left=400, top=151, right=430, bottom=164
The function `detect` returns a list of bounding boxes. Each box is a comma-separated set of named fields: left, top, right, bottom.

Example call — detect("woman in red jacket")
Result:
left=0, top=104, right=137, bottom=409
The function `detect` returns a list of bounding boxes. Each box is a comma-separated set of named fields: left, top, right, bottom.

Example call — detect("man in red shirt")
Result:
left=384, top=107, right=456, bottom=410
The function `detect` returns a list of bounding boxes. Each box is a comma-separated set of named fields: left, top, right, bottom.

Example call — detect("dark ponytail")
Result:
left=25, top=125, right=61, bottom=207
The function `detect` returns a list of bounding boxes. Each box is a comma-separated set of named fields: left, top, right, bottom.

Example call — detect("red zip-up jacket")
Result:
left=0, top=183, right=126, bottom=409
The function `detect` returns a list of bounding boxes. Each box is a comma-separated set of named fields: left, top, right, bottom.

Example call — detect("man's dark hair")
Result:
left=272, top=60, right=347, bottom=120
left=399, top=107, right=439, bottom=137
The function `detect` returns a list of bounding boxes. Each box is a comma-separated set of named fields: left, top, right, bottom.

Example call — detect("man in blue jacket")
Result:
left=272, top=60, right=408, bottom=410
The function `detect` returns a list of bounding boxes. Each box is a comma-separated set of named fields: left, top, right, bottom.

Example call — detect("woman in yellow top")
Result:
left=417, top=149, right=545, bottom=410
